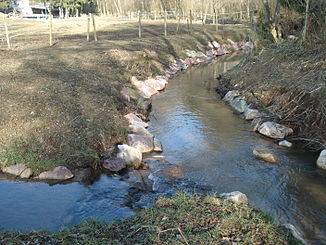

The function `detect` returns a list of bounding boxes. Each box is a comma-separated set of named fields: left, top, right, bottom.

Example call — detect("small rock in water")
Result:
left=317, top=149, right=326, bottom=170
left=37, top=166, right=74, bottom=180
left=219, top=191, right=249, bottom=204
left=253, top=148, right=276, bottom=163
left=103, top=157, right=126, bottom=172
left=154, top=138, right=163, bottom=152
left=128, top=134, right=154, bottom=153
left=278, top=140, right=293, bottom=148
left=258, top=121, right=293, bottom=139
left=2, top=164, right=28, bottom=177
left=117, top=144, right=142, bottom=169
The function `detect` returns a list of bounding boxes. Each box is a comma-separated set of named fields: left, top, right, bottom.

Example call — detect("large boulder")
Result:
left=144, top=78, right=167, bottom=91
left=2, top=164, right=27, bottom=177
left=37, top=166, right=74, bottom=180
left=20, top=168, right=33, bottom=179
left=258, top=121, right=293, bottom=139
left=229, top=96, right=248, bottom=113
left=124, top=113, right=148, bottom=128
left=117, top=144, right=142, bottom=169
left=127, top=134, right=154, bottom=153
left=219, top=191, right=249, bottom=204
left=253, top=148, right=276, bottom=163
left=131, top=76, right=158, bottom=98
left=317, top=149, right=326, bottom=170
left=103, top=157, right=126, bottom=172
left=128, top=124, right=153, bottom=137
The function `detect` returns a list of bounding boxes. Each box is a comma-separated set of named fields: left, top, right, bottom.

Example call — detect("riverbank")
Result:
left=0, top=17, right=252, bottom=178
left=0, top=192, right=301, bottom=244
left=216, top=42, right=326, bottom=167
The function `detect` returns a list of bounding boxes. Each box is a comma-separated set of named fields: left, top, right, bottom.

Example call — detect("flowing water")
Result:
left=0, top=174, right=134, bottom=232
left=148, top=55, right=326, bottom=244
left=0, top=54, right=325, bottom=244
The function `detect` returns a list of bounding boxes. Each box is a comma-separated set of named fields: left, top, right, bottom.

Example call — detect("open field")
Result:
left=0, top=16, right=252, bottom=173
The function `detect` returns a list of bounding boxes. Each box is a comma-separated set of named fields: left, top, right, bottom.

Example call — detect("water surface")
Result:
left=148, top=55, right=326, bottom=244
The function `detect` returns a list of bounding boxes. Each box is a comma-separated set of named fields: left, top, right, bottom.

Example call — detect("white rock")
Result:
left=117, top=144, right=142, bottom=169
left=278, top=140, right=293, bottom=148
left=317, top=149, right=326, bottom=170
left=144, top=78, right=166, bottom=91
left=128, top=134, right=154, bottom=153
left=124, top=113, right=148, bottom=128
left=20, top=168, right=33, bottom=179
left=219, top=191, right=249, bottom=204
left=223, top=90, right=240, bottom=102
left=37, top=166, right=74, bottom=180
left=130, top=76, right=158, bottom=98
left=2, top=164, right=27, bottom=177
left=212, top=41, right=220, bottom=49
left=258, top=121, right=293, bottom=139
left=244, top=108, right=261, bottom=120
left=154, top=138, right=163, bottom=152
left=208, top=42, right=214, bottom=49
left=253, top=148, right=276, bottom=163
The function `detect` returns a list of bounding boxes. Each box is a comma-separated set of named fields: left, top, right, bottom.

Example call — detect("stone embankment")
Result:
left=221, top=89, right=325, bottom=169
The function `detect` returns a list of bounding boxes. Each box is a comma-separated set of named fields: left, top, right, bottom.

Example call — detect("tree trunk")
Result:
left=273, top=0, right=281, bottom=39
left=301, top=0, right=310, bottom=45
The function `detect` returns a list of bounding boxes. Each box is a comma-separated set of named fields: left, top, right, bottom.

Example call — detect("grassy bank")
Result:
left=217, top=43, right=326, bottom=150
left=0, top=17, right=252, bottom=173
left=0, top=192, right=301, bottom=244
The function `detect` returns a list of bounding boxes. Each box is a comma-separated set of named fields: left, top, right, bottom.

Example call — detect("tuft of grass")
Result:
left=0, top=192, right=303, bottom=244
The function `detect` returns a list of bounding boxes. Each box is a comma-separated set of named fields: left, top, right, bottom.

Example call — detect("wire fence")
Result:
left=0, top=10, right=256, bottom=50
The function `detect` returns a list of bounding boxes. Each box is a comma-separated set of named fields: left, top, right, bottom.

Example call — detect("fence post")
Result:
left=176, top=13, right=181, bottom=34
left=138, top=11, right=142, bottom=38
left=164, top=11, right=167, bottom=36
left=189, top=9, right=193, bottom=32
left=215, top=12, right=218, bottom=32
left=91, top=13, right=97, bottom=41
left=2, top=15, right=11, bottom=49
left=87, top=14, right=90, bottom=41
left=49, top=13, right=53, bottom=46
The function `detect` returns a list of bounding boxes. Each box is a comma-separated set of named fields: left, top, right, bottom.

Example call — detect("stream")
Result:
left=0, top=54, right=325, bottom=244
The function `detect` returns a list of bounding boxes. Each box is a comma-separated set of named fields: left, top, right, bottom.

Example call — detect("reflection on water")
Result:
left=0, top=175, right=134, bottom=232
left=149, top=55, right=326, bottom=244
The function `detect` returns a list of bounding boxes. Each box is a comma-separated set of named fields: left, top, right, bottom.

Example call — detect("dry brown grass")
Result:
left=0, top=17, right=252, bottom=172
left=218, top=43, right=326, bottom=150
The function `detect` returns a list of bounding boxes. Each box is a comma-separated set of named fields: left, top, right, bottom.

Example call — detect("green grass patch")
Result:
left=0, top=192, right=302, bottom=244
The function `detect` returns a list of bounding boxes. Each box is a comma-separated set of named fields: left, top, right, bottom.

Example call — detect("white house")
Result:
left=13, top=0, right=49, bottom=17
